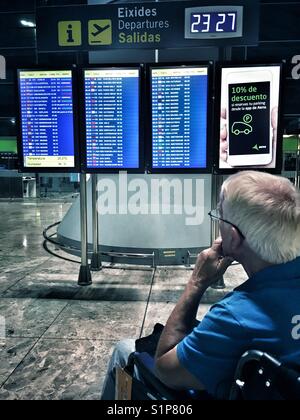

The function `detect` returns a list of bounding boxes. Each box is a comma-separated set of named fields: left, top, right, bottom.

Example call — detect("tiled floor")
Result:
left=0, top=200, right=248, bottom=400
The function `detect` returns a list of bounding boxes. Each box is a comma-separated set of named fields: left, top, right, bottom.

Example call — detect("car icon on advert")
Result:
left=231, top=114, right=253, bottom=135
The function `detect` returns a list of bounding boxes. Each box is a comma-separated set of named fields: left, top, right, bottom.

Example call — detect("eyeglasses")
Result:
left=208, top=208, right=245, bottom=240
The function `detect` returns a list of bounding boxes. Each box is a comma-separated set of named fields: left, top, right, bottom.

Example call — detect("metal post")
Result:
left=210, top=46, right=233, bottom=290
left=296, top=136, right=300, bottom=189
left=78, top=173, right=92, bottom=286
left=90, top=174, right=102, bottom=271
left=211, top=173, right=226, bottom=289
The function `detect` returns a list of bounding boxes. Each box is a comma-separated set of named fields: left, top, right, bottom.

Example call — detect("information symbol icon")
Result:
left=58, top=21, right=82, bottom=46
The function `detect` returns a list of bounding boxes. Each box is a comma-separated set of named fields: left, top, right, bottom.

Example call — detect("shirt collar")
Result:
left=235, top=256, right=300, bottom=293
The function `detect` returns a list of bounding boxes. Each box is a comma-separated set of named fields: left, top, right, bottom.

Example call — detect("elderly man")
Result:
left=101, top=171, right=300, bottom=400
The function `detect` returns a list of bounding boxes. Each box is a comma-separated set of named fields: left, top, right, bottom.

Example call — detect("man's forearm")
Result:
left=155, top=278, right=207, bottom=360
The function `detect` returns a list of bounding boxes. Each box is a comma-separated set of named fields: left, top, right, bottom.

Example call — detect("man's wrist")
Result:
left=188, top=276, right=209, bottom=294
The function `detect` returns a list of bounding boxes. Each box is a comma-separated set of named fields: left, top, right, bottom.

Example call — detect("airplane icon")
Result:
left=92, top=24, right=110, bottom=37
left=89, top=20, right=112, bottom=45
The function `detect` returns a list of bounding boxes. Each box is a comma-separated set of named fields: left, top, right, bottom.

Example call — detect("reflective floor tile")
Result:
left=43, top=301, right=147, bottom=341
left=0, top=339, right=116, bottom=400
left=0, top=298, right=68, bottom=338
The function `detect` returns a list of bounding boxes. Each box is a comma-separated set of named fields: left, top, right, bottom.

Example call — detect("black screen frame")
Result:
left=213, top=61, right=285, bottom=175
left=79, top=64, right=145, bottom=174
left=146, top=61, right=213, bottom=175
left=16, top=65, right=80, bottom=174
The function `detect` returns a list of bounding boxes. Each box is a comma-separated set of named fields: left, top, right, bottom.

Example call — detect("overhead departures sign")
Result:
left=36, top=0, right=259, bottom=51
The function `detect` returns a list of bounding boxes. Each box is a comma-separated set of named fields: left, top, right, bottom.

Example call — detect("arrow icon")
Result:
left=253, top=144, right=259, bottom=151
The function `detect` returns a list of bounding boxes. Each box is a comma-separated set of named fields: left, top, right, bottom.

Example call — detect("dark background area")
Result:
left=0, top=0, right=299, bottom=138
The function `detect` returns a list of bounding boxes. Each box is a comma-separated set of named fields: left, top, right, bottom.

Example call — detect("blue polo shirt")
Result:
left=177, top=257, right=300, bottom=399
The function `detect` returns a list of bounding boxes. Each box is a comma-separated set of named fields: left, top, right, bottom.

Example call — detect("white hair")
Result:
left=221, top=171, right=300, bottom=264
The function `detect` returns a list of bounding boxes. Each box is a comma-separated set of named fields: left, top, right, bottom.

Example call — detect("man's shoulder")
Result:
left=217, top=287, right=250, bottom=310
left=208, top=287, right=254, bottom=329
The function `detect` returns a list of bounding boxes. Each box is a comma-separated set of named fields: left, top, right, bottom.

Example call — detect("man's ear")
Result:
left=230, top=226, right=243, bottom=253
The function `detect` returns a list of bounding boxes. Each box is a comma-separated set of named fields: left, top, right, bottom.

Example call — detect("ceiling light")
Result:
left=20, top=20, right=36, bottom=28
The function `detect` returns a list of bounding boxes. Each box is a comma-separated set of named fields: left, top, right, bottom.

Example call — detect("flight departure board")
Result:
left=17, top=69, right=78, bottom=172
left=150, top=65, right=210, bottom=172
left=83, top=67, right=141, bottom=172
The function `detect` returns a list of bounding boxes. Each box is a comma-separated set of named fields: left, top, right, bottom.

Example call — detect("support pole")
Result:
left=296, top=136, right=300, bottom=189
left=211, top=173, right=226, bottom=289
left=78, top=173, right=92, bottom=286
left=90, top=174, right=102, bottom=271
left=210, top=46, right=233, bottom=290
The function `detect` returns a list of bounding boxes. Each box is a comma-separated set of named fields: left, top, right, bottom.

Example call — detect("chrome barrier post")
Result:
left=90, top=174, right=102, bottom=271
left=78, top=173, right=92, bottom=286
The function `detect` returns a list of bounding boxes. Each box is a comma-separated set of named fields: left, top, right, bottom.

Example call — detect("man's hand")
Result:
left=220, top=108, right=228, bottom=163
left=264, top=106, right=278, bottom=169
left=191, top=238, right=234, bottom=289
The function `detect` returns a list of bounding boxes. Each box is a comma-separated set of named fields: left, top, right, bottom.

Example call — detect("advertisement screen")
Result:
left=151, top=66, right=209, bottom=171
left=18, top=70, right=76, bottom=169
left=84, top=68, right=140, bottom=170
left=219, top=65, right=281, bottom=169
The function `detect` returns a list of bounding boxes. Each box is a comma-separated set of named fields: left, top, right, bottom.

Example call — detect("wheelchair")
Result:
left=126, top=350, right=300, bottom=400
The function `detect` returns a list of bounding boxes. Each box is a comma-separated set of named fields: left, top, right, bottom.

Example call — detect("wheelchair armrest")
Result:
left=134, top=352, right=155, bottom=372
left=133, top=352, right=213, bottom=400
left=133, top=352, right=181, bottom=400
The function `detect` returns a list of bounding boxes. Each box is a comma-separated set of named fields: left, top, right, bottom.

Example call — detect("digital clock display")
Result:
left=191, top=12, right=237, bottom=34
left=185, top=6, right=243, bottom=39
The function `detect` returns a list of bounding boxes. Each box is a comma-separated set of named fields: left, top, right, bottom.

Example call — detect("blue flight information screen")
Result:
left=84, top=68, right=140, bottom=170
left=151, top=67, right=208, bottom=169
left=18, top=70, right=75, bottom=169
